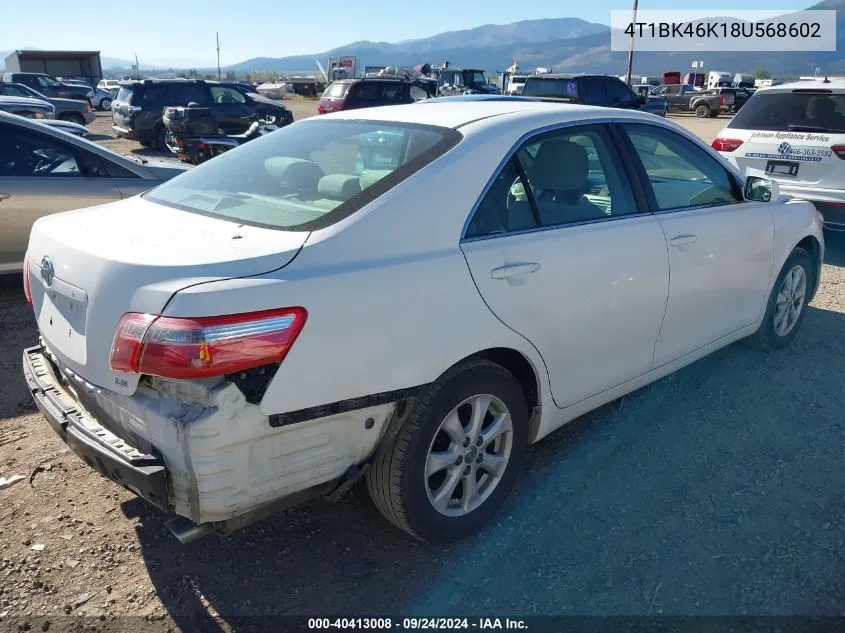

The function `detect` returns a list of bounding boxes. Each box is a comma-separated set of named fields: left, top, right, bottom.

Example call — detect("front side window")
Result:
left=210, top=86, right=246, bottom=104
left=37, top=76, right=60, bottom=89
left=143, top=120, right=461, bottom=231
left=465, top=124, right=636, bottom=238
left=381, top=84, right=406, bottom=102
left=410, top=85, right=429, bottom=101
left=623, top=123, right=742, bottom=210
left=140, top=85, right=169, bottom=105
left=0, top=126, right=82, bottom=178
left=323, top=82, right=349, bottom=99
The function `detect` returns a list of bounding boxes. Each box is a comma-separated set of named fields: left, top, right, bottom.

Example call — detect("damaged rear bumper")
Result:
left=23, top=345, right=170, bottom=512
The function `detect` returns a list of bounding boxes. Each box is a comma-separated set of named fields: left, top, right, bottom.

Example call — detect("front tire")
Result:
left=367, top=359, right=528, bottom=542
left=747, top=247, right=813, bottom=351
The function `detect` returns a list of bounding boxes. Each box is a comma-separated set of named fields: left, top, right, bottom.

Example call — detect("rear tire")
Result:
left=746, top=247, right=813, bottom=351
left=154, top=125, right=167, bottom=151
left=366, top=359, right=529, bottom=542
left=99, top=97, right=112, bottom=111
left=695, top=104, right=710, bottom=118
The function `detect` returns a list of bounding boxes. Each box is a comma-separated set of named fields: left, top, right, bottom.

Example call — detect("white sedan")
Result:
left=21, top=101, right=824, bottom=543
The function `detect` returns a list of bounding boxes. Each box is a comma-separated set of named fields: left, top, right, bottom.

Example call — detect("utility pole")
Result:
left=216, top=32, right=221, bottom=80
left=624, top=0, right=639, bottom=85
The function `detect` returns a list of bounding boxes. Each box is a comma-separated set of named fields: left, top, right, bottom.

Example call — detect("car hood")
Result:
left=0, top=95, right=52, bottom=108
left=49, top=97, right=86, bottom=109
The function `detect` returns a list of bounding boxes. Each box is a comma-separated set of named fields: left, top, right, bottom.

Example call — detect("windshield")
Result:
left=7, top=84, right=47, bottom=100
left=522, top=78, right=578, bottom=99
left=143, top=119, right=462, bottom=231
left=728, top=91, right=845, bottom=132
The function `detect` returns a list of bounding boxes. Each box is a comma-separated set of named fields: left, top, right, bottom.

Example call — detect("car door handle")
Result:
left=490, top=262, right=541, bottom=280
left=0, top=193, right=10, bottom=202
left=669, top=234, right=697, bottom=247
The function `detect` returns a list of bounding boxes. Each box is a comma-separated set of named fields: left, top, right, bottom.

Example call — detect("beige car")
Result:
left=0, top=111, right=187, bottom=273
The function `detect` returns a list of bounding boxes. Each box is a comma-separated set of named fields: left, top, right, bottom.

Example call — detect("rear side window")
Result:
left=115, top=86, right=135, bottom=103
left=728, top=91, right=845, bottom=132
left=143, top=119, right=462, bottom=231
left=351, top=83, right=382, bottom=102
left=604, top=78, right=634, bottom=106
left=381, top=84, right=406, bottom=103
left=176, top=83, right=208, bottom=105
left=139, top=84, right=170, bottom=105
left=581, top=77, right=606, bottom=106
left=522, top=78, right=578, bottom=99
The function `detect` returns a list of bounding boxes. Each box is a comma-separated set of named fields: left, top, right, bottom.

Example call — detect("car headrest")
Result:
left=531, top=139, right=589, bottom=191
left=317, top=174, right=362, bottom=200
left=264, top=157, right=323, bottom=191
left=358, top=169, right=392, bottom=190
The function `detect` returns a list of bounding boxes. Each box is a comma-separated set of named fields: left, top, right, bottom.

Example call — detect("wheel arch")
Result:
left=452, top=346, right=543, bottom=442
left=795, top=234, right=822, bottom=301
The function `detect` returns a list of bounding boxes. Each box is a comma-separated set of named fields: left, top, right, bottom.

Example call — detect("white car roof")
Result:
left=755, top=80, right=845, bottom=94
left=321, top=100, right=660, bottom=130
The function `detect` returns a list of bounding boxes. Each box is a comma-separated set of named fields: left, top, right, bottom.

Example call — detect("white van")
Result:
left=712, top=80, right=845, bottom=230
left=708, top=71, right=733, bottom=89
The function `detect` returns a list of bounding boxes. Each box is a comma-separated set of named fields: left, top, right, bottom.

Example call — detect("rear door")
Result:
left=0, top=122, right=122, bottom=272
left=461, top=123, right=670, bottom=408
left=603, top=77, right=637, bottom=109
left=720, top=89, right=845, bottom=188
left=579, top=76, right=607, bottom=106
left=345, top=82, right=385, bottom=110
left=209, top=85, right=253, bottom=133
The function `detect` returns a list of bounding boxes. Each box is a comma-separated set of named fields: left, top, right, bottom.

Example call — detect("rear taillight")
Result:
left=711, top=137, right=744, bottom=152
left=22, top=260, right=32, bottom=306
left=109, top=308, right=307, bottom=379
left=719, top=95, right=726, bottom=105
left=317, top=103, right=327, bottom=114
left=831, top=145, right=845, bottom=160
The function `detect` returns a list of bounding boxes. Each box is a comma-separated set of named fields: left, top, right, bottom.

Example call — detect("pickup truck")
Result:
left=649, top=83, right=722, bottom=117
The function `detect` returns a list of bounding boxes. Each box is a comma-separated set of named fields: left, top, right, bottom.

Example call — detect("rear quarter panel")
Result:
left=163, top=128, right=554, bottom=418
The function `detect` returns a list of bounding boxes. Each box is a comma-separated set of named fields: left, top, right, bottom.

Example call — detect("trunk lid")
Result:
left=26, top=196, right=307, bottom=395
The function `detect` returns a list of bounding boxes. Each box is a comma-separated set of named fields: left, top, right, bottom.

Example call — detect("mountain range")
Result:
left=3, top=1, right=844, bottom=78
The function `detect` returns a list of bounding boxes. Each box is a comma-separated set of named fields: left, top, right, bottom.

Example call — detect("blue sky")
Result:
left=3, top=0, right=810, bottom=65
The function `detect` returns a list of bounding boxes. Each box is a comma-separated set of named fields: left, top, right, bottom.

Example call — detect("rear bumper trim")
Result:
left=23, top=345, right=169, bottom=512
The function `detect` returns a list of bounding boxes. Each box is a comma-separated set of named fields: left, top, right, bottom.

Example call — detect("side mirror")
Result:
left=745, top=175, right=778, bottom=202
left=637, top=93, right=646, bottom=105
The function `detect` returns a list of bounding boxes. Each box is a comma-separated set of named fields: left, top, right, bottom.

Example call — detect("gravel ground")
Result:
left=1, top=112, right=845, bottom=632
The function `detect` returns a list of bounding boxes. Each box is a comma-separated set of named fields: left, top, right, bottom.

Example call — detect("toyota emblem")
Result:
left=40, top=256, right=54, bottom=287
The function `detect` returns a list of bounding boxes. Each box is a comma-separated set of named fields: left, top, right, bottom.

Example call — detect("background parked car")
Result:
left=0, top=82, right=95, bottom=125
left=61, top=80, right=115, bottom=110
left=38, top=119, right=88, bottom=137
left=112, top=79, right=294, bottom=150
left=649, top=84, right=722, bottom=117
left=317, top=78, right=434, bottom=114
left=0, top=110, right=187, bottom=273
left=520, top=74, right=649, bottom=112
left=0, top=95, right=55, bottom=120
left=3, top=72, right=93, bottom=105
left=97, top=79, right=121, bottom=96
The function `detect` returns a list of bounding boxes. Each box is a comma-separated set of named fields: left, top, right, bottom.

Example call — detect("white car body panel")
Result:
left=23, top=102, right=825, bottom=531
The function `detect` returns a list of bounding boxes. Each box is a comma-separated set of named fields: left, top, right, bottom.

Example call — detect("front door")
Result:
left=209, top=85, right=253, bottom=134
left=0, top=123, right=122, bottom=272
left=620, top=122, right=775, bottom=366
left=461, top=123, right=670, bottom=408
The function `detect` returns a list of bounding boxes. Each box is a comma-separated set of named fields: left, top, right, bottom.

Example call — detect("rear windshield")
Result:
left=728, top=91, right=845, bottom=132
left=323, top=82, right=350, bottom=99
left=115, top=86, right=134, bottom=103
left=522, top=78, right=577, bottom=99
left=143, top=119, right=462, bottom=231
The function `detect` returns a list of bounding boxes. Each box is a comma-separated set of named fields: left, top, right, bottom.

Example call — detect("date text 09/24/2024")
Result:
left=307, top=618, right=528, bottom=630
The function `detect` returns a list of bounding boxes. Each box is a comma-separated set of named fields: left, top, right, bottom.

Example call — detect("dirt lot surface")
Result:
left=2, top=111, right=845, bottom=632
